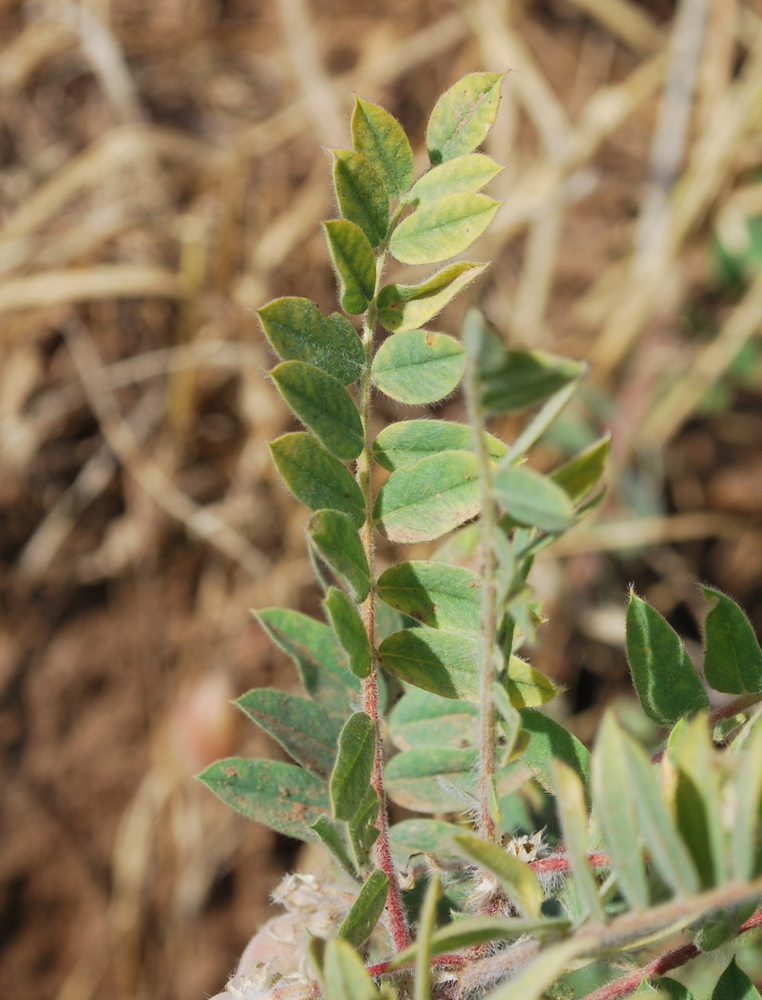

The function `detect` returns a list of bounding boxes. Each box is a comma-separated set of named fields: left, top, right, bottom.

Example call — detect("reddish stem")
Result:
left=582, top=907, right=762, bottom=1000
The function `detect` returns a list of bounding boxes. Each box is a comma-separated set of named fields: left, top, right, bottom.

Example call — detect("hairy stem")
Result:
left=581, top=907, right=762, bottom=1000
left=464, top=336, right=499, bottom=842
left=357, top=215, right=410, bottom=951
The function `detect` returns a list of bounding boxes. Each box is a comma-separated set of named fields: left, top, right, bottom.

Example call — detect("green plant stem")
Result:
left=356, top=210, right=410, bottom=951
left=464, top=338, right=498, bottom=843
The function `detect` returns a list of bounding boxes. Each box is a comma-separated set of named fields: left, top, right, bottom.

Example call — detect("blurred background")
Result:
left=2, top=0, right=762, bottom=996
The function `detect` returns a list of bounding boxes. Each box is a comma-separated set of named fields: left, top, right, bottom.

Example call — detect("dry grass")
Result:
left=2, top=0, right=762, bottom=997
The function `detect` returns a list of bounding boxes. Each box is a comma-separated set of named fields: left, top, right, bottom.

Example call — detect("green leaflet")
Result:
left=338, top=869, right=389, bottom=946
left=464, top=311, right=585, bottom=414
left=332, top=149, right=389, bottom=247
left=668, top=716, right=725, bottom=890
left=308, top=509, right=370, bottom=603
left=198, top=757, right=328, bottom=841
left=733, top=721, right=762, bottom=880
left=519, top=709, right=591, bottom=794
left=409, top=154, right=503, bottom=206
left=592, top=714, right=649, bottom=911
left=324, top=587, right=371, bottom=679
left=371, top=330, right=466, bottom=405
left=373, top=450, right=480, bottom=544
left=493, top=464, right=576, bottom=534
left=373, top=419, right=506, bottom=472
left=377, top=262, right=488, bottom=333
left=348, top=785, right=380, bottom=869
left=621, top=728, right=701, bottom=897
left=253, top=607, right=359, bottom=710
left=330, top=712, right=375, bottom=822
left=453, top=833, right=544, bottom=919
left=390, top=192, right=500, bottom=265
left=626, top=591, right=709, bottom=726
left=701, top=586, right=762, bottom=694
left=269, top=432, right=365, bottom=528
left=426, top=72, right=504, bottom=165
left=310, top=816, right=358, bottom=879
left=712, top=958, right=761, bottom=1000
left=504, top=657, right=561, bottom=709
left=388, top=818, right=467, bottom=865
left=235, top=688, right=341, bottom=778
left=385, top=746, right=476, bottom=812
left=323, top=219, right=376, bottom=314
left=415, top=874, right=441, bottom=1000
left=389, top=688, right=478, bottom=751
left=256, top=296, right=364, bottom=385
left=269, top=361, right=363, bottom=461
left=551, top=760, right=605, bottom=923
left=378, top=626, right=478, bottom=702
left=659, top=980, right=697, bottom=1000
left=351, top=95, right=413, bottom=199
left=377, top=560, right=481, bottom=633
left=551, top=434, right=611, bottom=505
left=321, top=939, right=382, bottom=1000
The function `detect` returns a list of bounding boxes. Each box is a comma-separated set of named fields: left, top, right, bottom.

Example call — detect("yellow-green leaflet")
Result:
left=371, top=330, right=466, bottom=405
left=390, top=192, right=500, bottom=265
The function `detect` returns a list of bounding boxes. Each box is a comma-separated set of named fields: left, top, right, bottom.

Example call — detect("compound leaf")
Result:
left=409, top=153, right=503, bottom=205
left=351, top=95, right=413, bottom=199
left=270, top=361, right=363, bottom=461
left=330, top=712, right=375, bottom=822
left=324, top=587, right=371, bottom=679
left=373, top=419, right=506, bottom=472
left=701, top=586, right=762, bottom=695
left=308, top=509, right=370, bottom=603
left=332, top=149, right=389, bottom=247
left=257, top=296, right=363, bottom=385
left=626, top=592, right=709, bottom=726
left=371, top=330, right=465, bottom=405
left=323, top=219, right=376, bottom=314
left=377, top=262, right=488, bottom=333
left=426, top=72, right=504, bottom=165
left=377, top=560, right=481, bottom=634
left=390, top=192, right=500, bottom=265
left=378, top=626, right=478, bottom=702
left=198, top=757, right=328, bottom=841
left=235, top=689, right=341, bottom=778
left=338, top=869, right=389, bottom=947
left=269, top=432, right=365, bottom=527
left=494, top=464, right=576, bottom=534
left=373, top=450, right=480, bottom=544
